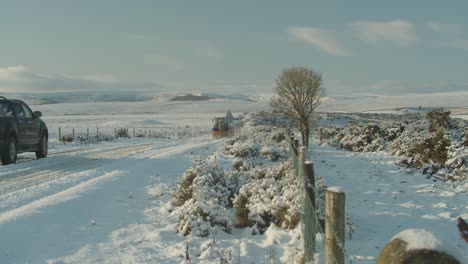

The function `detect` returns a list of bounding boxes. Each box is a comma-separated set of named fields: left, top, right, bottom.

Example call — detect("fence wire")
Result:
left=285, top=130, right=349, bottom=264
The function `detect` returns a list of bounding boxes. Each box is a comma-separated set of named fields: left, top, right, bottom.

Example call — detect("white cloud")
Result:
left=0, top=66, right=30, bottom=81
left=0, top=66, right=160, bottom=93
left=433, top=39, right=468, bottom=49
left=427, top=22, right=462, bottom=34
left=351, top=19, right=417, bottom=46
left=288, top=27, right=350, bottom=56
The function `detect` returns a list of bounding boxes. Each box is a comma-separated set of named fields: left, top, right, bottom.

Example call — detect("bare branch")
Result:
left=269, top=66, right=326, bottom=147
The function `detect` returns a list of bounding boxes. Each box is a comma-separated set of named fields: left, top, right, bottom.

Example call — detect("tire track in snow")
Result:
left=0, top=170, right=124, bottom=225
left=0, top=141, right=169, bottom=213
left=0, top=136, right=216, bottom=225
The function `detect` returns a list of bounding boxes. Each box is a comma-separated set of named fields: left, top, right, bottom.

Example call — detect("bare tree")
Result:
left=270, top=66, right=325, bottom=147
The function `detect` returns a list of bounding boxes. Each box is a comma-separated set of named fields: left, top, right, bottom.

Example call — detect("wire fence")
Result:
left=285, top=129, right=347, bottom=264
left=56, top=126, right=212, bottom=142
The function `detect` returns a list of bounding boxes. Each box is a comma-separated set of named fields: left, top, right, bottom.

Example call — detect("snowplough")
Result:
left=212, top=117, right=231, bottom=137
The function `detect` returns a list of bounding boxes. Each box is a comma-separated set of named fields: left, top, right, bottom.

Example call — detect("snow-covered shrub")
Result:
left=409, top=130, right=450, bottom=168
left=335, top=123, right=386, bottom=152
left=464, top=130, right=468, bottom=147
left=115, top=128, right=129, bottom=138
left=271, top=131, right=285, bottom=143
left=260, top=145, right=283, bottom=162
left=76, top=134, right=114, bottom=143
left=172, top=168, right=198, bottom=206
left=61, top=134, right=74, bottom=143
left=233, top=161, right=301, bottom=232
left=229, top=141, right=260, bottom=158
left=173, top=158, right=240, bottom=236
left=171, top=111, right=321, bottom=239
left=388, top=120, right=427, bottom=156
left=233, top=194, right=252, bottom=228
left=426, top=108, right=451, bottom=133
left=318, top=112, right=468, bottom=182
left=446, top=142, right=468, bottom=172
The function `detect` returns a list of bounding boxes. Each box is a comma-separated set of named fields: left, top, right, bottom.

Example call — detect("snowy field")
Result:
left=0, top=92, right=466, bottom=263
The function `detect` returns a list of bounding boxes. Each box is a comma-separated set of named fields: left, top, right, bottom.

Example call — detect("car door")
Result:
left=20, top=103, right=40, bottom=146
left=10, top=103, right=30, bottom=147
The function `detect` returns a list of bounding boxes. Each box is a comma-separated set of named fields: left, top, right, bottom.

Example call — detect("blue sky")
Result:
left=1, top=0, right=468, bottom=95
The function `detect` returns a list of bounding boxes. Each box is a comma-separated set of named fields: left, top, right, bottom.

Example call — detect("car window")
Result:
left=0, top=102, right=13, bottom=117
left=21, top=103, right=33, bottom=118
left=11, top=103, right=25, bottom=118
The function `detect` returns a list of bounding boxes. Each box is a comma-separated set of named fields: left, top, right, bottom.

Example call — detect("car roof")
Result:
left=0, top=97, right=26, bottom=104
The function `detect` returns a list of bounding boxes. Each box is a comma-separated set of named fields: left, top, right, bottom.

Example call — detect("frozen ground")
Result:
left=0, top=92, right=466, bottom=263
left=309, top=140, right=467, bottom=262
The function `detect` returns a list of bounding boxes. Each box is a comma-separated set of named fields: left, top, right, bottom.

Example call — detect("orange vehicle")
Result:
left=212, top=117, right=230, bottom=137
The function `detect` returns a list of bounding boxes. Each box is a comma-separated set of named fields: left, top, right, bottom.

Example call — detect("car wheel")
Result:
left=1, top=136, right=17, bottom=165
left=36, top=134, right=48, bottom=159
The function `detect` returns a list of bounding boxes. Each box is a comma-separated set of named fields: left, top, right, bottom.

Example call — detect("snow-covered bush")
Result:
left=318, top=111, right=467, bottom=181
left=408, top=130, right=451, bottom=168
left=233, top=161, right=301, bottom=232
left=336, top=123, right=387, bottom=152
left=115, top=128, right=130, bottom=138
left=61, top=133, right=115, bottom=143
left=172, top=168, right=198, bottom=206
left=172, top=159, right=240, bottom=236
left=426, top=108, right=451, bottom=133
left=172, top=111, right=302, bottom=238
left=446, top=142, right=468, bottom=171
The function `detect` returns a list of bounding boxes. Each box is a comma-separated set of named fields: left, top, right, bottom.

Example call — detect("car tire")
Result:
left=36, top=134, right=48, bottom=159
left=1, top=136, right=17, bottom=165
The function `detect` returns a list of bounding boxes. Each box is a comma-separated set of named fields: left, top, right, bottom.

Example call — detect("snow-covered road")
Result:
left=0, top=136, right=217, bottom=263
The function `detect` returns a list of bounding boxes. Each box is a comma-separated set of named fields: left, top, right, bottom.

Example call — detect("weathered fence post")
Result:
left=300, top=147, right=316, bottom=263
left=304, top=161, right=316, bottom=259
left=325, top=187, right=346, bottom=264
left=133, top=128, right=135, bottom=138
left=96, top=127, right=99, bottom=135
left=319, top=128, right=323, bottom=144
left=293, top=138, right=300, bottom=175
left=72, top=128, right=75, bottom=139
left=58, top=127, right=62, bottom=142
left=87, top=128, right=89, bottom=137
left=299, top=146, right=306, bottom=173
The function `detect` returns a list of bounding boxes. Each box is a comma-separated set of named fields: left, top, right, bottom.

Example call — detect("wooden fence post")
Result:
left=325, top=187, right=346, bottom=264
left=72, top=128, right=75, bottom=139
left=320, top=128, right=323, bottom=144
left=96, top=127, right=99, bottom=135
left=59, top=127, right=62, bottom=142
left=304, top=161, right=316, bottom=257
left=293, top=138, right=300, bottom=176
left=87, top=128, right=89, bottom=137
left=133, top=128, right=135, bottom=138
left=299, top=147, right=306, bottom=177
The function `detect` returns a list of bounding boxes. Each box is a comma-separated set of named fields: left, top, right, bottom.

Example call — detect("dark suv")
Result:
left=0, top=96, right=48, bottom=165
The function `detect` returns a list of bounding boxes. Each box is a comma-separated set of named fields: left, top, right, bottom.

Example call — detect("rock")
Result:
left=378, top=235, right=460, bottom=264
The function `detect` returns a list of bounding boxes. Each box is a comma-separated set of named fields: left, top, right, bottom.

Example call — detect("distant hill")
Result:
left=169, top=94, right=212, bottom=101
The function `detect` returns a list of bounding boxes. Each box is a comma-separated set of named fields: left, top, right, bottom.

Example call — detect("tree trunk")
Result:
left=304, top=126, right=310, bottom=148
